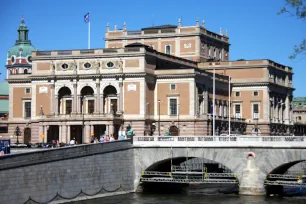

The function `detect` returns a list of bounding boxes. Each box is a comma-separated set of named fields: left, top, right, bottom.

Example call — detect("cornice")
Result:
left=32, top=52, right=146, bottom=61
left=105, top=33, right=229, bottom=44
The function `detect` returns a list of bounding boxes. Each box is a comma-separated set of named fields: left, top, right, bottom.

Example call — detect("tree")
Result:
left=279, top=0, right=306, bottom=59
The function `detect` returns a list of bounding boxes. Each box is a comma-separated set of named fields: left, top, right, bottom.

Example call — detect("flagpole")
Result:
left=228, top=76, right=231, bottom=136
left=213, top=69, right=215, bottom=137
left=88, top=21, right=90, bottom=49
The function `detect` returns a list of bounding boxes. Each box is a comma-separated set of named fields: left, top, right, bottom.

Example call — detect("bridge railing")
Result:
left=133, top=136, right=306, bottom=147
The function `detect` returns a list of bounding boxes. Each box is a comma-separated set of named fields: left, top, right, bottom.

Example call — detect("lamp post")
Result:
left=158, top=100, right=161, bottom=136
left=146, top=102, right=150, bottom=135
left=15, top=126, right=21, bottom=145
left=178, top=104, right=180, bottom=136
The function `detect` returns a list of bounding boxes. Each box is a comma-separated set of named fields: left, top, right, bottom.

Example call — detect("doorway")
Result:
left=47, top=126, right=59, bottom=143
left=71, top=125, right=83, bottom=144
left=169, top=126, right=179, bottom=136
left=24, top=128, right=31, bottom=144
left=94, top=125, right=106, bottom=140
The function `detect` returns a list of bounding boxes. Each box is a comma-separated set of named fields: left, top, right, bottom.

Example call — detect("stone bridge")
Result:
left=133, top=136, right=306, bottom=194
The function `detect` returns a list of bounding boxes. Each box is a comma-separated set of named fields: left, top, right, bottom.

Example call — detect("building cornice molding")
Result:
left=105, top=32, right=229, bottom=44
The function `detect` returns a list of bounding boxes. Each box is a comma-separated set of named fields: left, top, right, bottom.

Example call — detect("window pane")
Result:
left=88, top=100, right=95, bottom=114
left=169, top=99, right=177, bottom=115
left=166, top=45, right=171, bottom=55
left=25, top=102, right=31, bottom=118
left=110, top=99, right=117, bottom=113
left=235, top=104, right=240, bottom=113
left=253, top=104, right=259, bottom=113
left=66, top=100, right=72, bottom=114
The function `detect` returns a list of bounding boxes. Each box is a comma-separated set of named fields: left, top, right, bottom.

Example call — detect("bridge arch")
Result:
left=134, top=147, right=306, bottom=191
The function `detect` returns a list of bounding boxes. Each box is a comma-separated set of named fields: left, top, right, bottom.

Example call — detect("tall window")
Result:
left=88, top=100, right=94, bottom=114
left=110, top=99, right=117, bottom=114
left=253, top=104, right=259, bottom=119
left=169, top=98, right=177, bottom=115
left=165, top=45, right=171, bottom=55
left=223, top=105, right=227, bottom=117
left=235, top=104, right=241, bottom=118
left=219, top=104, right=223, bottom=116
left=66, top=100, right=72, bottom=114
left=24, top=101, right=31, bottom=118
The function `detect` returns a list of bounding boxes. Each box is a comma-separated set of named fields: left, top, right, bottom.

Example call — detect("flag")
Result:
left=84, top=12, right=90, bottom=23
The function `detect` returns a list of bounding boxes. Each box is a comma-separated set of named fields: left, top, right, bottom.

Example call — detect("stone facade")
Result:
left=105, top=20, right=230, bottom=62
left=4, top=19, right=295, bottom=142
left=292, top=97, right=306, bottom=135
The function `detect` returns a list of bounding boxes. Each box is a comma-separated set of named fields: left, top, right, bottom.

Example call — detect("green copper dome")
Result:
left=8, top=18, right=36, bottom=58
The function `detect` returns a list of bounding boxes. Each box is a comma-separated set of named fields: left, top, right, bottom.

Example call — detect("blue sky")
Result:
left=0, top=0, right=305, bottom=96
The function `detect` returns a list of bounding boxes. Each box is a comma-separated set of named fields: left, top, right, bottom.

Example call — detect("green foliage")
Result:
left=279, top=0, right=306, bottom=59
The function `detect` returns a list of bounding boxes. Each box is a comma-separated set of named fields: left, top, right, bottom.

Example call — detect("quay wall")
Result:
left=0, top=140, right=135, bottom=204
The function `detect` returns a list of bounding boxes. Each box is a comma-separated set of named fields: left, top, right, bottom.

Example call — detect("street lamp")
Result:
left=178, top=104, right=180, bottom=136
left=146, top=102, right=150, bottom=135
left=15, top=126, right=21, bottom=145
left=158, top=100, right=161, bottom=136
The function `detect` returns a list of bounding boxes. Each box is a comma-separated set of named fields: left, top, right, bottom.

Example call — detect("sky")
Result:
left=0, top=0, right=305, bottom=96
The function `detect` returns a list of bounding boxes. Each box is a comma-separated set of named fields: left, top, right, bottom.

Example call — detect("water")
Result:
left=71, top=193, right=306, bottom=204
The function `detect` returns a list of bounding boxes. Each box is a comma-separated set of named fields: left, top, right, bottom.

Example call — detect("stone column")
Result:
left=77, top=95, right=81, bottom=114
left=284, top=96, right=289, bottom=124
left=55, top=95, right=59, bottom=116
left=90, top=125, right=94, bottom=136
left=119, top=82, right=123, bottom=113
left=95, top=83, right=100, bottom=114
left=84, top=124, right=90, bottom=143
left=59, top=125, right=62, bottom=142
left=61, top=125, right=67, bottom=143
left=44, top=125, right=48, bottom=143
left=72, top=83, right=77, bottom=114
left=204, top=88, right=208, bottom=115
left=101, top=95, right=104, bottom=114
left=50, top=84, right=55, bottom=115
left=67, top=125, right=70, bottom=144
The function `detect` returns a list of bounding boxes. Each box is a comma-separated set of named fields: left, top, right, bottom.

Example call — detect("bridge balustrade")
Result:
left=133, top=136, right=306, bottom=148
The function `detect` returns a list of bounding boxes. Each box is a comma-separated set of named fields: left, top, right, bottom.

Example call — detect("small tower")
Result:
left=6, top=16, right=36, bottom=76
left=178, top=18, right=181, bottom=27
left=106, top=23, right=110, bottom=32
left=219, top=27, right=223, bottom=36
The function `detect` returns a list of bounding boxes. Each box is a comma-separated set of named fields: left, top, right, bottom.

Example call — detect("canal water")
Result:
left=71, top=193, right=306, bottom=204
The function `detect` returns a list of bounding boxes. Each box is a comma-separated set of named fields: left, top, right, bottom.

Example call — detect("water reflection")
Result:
left=71, top=193, right=306, bottom=204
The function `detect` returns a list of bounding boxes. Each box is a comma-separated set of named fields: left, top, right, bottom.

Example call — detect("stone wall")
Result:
left=0, top=140, right=134, bottom=204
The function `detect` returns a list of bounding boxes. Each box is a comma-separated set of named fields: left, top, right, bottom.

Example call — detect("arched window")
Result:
left=219, top=50, right=222, bottom=60
left=24, top=69, right=28, bottom=74
left=208, top=47, right=211, bottom=57
left=165, top=45, right=171, bottom=55
left=214, top=48, right=217, bottom=58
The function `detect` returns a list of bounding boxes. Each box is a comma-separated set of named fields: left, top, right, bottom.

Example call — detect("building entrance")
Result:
left=71, top=125, right=82, bottom=144
left=94, top=125, right=106, bottom=140
left=24, top=128, right=31, bottom=144
left=47, top=126, right=59, bottom=143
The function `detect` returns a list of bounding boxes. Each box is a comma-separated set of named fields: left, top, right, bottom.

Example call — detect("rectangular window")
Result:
left=219, top=104, right=222, bottom=116
left=24, top=101, right=31, bottom=118
left=110, top=99, right=117, bottom=114
left=235, top=92, right=240, bottom=97
left=235, top=104, right=241, bottom=118
left=25, top=88, right=31, bottom=94
left=254, top=91, right=258, bottom=96
left=165, top=45, right=171, bottom=55
left=170, top=84, right=176, bottom=90
left=253, top=104, right=259, bottom=119
left=169, top=98, right=177, bottom=115
left=223, top=106, right=227, bottom=117
left=88, top=100, right=94, bottom=114
left=66, top=100, right=72, bottom=114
